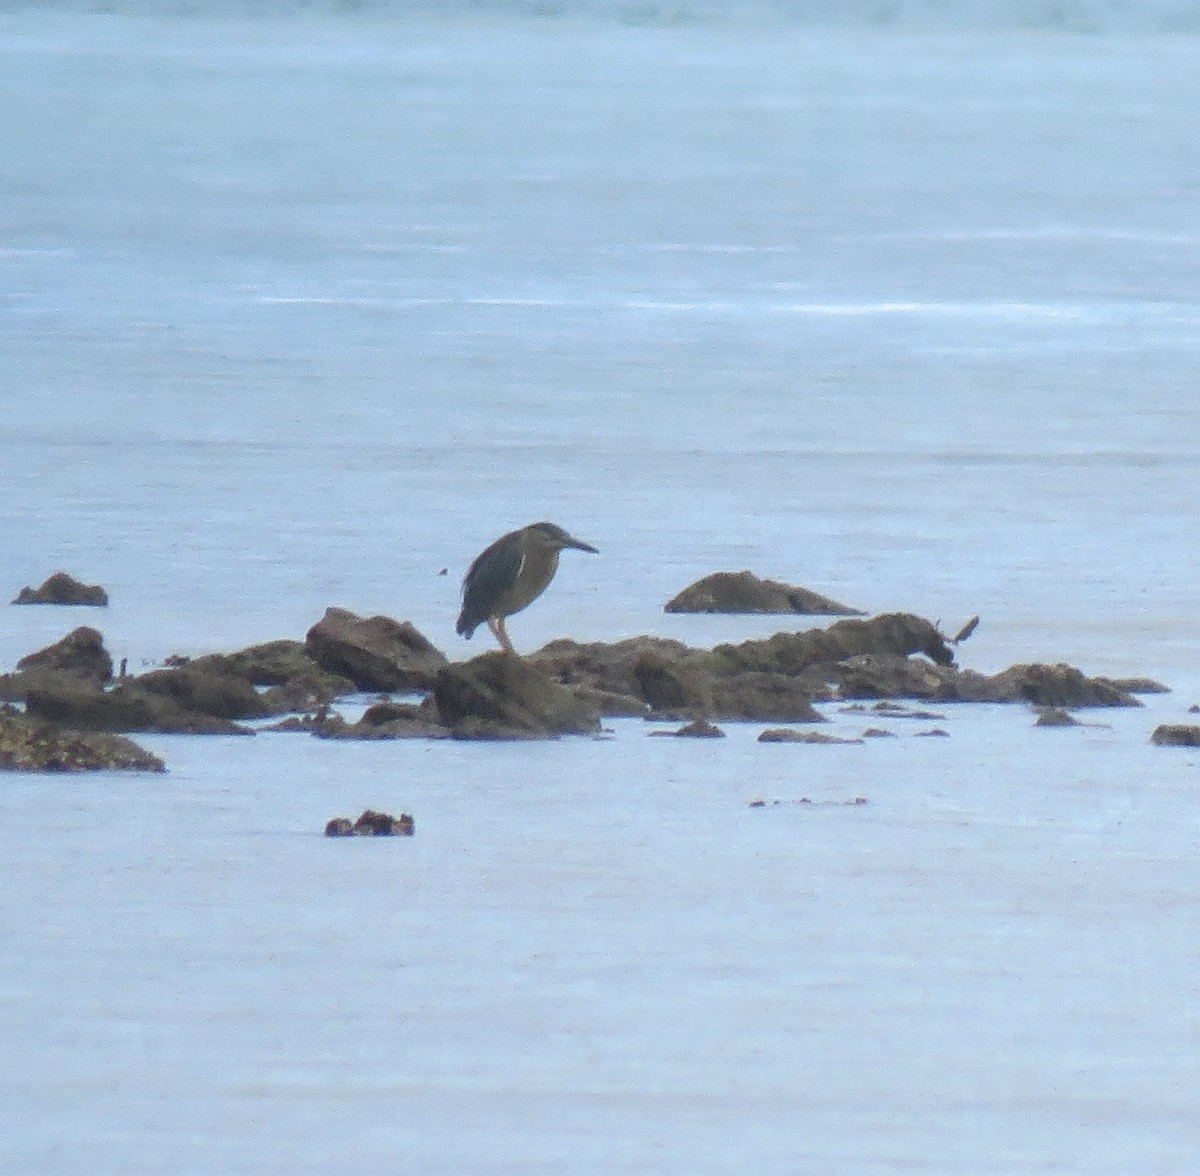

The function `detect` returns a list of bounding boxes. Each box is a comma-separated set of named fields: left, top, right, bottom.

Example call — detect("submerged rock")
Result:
left=12, top=572, right=108, bottom=607
left=665, top=570, right=863, bottom=616
left=0, top=708, right=164, bottom=772
left=305, top=607, right=447, bottom=692
left=433, top=651, right=601, bottom=739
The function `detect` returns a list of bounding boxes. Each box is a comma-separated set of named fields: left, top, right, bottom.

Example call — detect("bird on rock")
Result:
left=456, top=521, right=598, bottom=655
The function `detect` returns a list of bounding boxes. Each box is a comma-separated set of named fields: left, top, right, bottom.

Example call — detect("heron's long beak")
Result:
left=565, top=535, right=598, bottom=554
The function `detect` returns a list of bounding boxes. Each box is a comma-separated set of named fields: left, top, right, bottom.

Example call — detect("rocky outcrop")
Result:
left=0, top=708, right=164, bottom=772
left=665, top=570, right=863, bottom=616
left=433, top=651, right=601, bottom=739
left=305, top=608, right=447, bottom=692
left=15, top=627, right=113, bottom=687
left=12, top=572, right=108, bottom=606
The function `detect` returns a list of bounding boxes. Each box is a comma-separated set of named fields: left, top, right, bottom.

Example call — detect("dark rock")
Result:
left=757, top=728, right=864, bottom=745
left=0, top=708, right=164, bottom=772
left=356, top=809, right=414, bottom=836
left=834, top=654, right=968, bottom=702
left=434, top=652, right=601, bottom=739
left=710, top=612, right=957, bottom=676
left=648, top=719, right=725, bottom=738
left=632, top=651, right=713, bottom=719
left=16, top=626, right=113, bottom=686
left=1096, top=676, right=1170, bottom=695
left=324, top=810, right=415, bottom=836
left=12, top=572, right=108, bottom=607
left=305, top=607, right=447, bottom=692
left=532, top=614, right=1146, bottom=719
left=708, top=672, right=825, bottom=723
left=24, top=677, right=252, bottom=735
left=986, top=663, right=1141, bottom=708
left=133, top=664, right=270, bottom=721
left=665, top=570, right=864, bottom=616
left=1035, top=706, right=1080, bottom=727
left=313, top=699, right=451, bottom=741
left=862, top=727, right=896, bottom=738
left=530, top=635, right=701, bottom=709
left=915, top=728, right=951, bottom=738
left=1151, top=724, right=1200, bottom=747
left=843, top=701, right=947, bottom=720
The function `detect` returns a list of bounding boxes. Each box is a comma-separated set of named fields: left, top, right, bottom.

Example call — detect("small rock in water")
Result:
left=648, top=719, right=725, bottom=738
left=12, top=572, right=108, bottom=607
left=324, top=809, right=415, bottom=836
left=1150, top=724, right=1200, bottom=748
left=757, top=727, right=863, bottom=745
left=1034, top=706, right=1080, bottom=727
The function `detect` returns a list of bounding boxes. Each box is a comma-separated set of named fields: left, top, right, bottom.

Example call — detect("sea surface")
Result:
left=2, top=4, right=1199, bottom=1173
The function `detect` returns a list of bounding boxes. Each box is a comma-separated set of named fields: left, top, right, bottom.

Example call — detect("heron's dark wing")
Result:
left=456, top=535, right=525, bottom=636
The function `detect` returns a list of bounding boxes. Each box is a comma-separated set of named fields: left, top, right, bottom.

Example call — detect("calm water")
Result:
left=2, top=6, right=1199, bottom=1173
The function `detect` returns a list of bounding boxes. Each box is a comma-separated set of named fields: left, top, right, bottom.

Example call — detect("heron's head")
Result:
left=525, top=521, right=598, bottom=554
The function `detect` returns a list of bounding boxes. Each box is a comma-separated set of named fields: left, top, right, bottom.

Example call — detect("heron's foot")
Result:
left=488, top=617, right=517, bottom=656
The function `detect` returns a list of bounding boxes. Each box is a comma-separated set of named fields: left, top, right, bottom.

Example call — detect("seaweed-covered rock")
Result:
left=15, top=626, right=114, bottom=687
left=665, top=570, right=863, bottom=616
left=305, top=607, right=447, bottom=692
left=1150, top=724, right=1200, bottom=747
left=0, top=708, right=164, bottom=772
left=433, top=652, right=600, bottom=739
left=12, top=572, right=108, bottom=607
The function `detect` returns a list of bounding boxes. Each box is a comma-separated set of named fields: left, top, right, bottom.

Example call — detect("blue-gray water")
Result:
left=3, top=7, right=1199, bottom=1173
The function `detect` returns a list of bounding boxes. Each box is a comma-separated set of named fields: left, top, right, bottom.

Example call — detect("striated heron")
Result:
left=456, top=521, right=598, bottom=654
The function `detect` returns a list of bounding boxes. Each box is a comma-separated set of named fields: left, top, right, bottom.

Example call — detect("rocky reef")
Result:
left=2, top=569, right=1177, bottom=768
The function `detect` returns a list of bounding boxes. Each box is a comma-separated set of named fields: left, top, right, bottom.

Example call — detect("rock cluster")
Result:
left=1, top=581, right=1175, bottom=769
left=324, top=809, right=415, bottom=836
